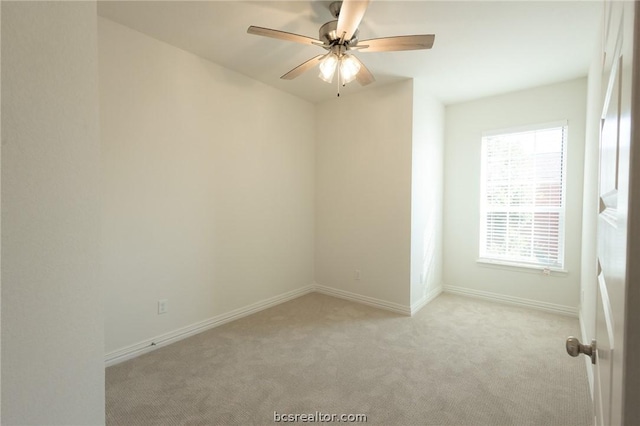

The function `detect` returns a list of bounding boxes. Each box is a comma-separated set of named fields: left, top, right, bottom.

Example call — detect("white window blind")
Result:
left=479, top=122, right=567, bottom=269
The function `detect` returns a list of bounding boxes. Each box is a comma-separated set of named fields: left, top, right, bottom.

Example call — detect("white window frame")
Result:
left=478, top=120, right=568, bottom=272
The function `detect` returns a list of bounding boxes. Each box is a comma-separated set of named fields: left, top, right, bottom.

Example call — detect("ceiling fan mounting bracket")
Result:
left=329, top=1, right=343, bottom=19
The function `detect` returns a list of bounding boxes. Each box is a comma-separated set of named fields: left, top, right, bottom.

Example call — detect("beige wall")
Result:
left=99, top=18, right=316, bottom=355
left=315, top=81, right=414, bottom=307
left=410, top=80, right=445, bottom=309
left=443, top=78, right=588, bottom=312
left=2, top=2, right=104, bottom=424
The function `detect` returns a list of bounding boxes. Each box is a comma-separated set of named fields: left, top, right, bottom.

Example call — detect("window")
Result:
left=479, top=122, right=567, bottom=269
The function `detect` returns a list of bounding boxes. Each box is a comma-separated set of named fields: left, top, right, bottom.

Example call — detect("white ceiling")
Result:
left=97, top=0, right=602, bottom=105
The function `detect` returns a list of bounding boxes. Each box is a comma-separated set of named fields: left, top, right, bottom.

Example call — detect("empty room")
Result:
left=2, top=0, right=640, bottom=425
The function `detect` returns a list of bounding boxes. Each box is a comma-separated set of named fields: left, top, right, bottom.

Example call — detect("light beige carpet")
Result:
left=106, top=293, right=592, bottom=425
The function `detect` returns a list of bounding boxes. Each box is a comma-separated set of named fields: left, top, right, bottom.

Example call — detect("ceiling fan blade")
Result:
left=351, top=56, right=375, bottom=86
left=357, top=35, right=435, bottom=52
left=281, top=55, right=326, bottom=80
left=247, top=26, right=322, bottom=46
left=336, top=0, right=370, bottom=41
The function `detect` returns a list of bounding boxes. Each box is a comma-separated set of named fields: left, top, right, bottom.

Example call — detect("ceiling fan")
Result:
left=247, top=0, right=435, bottom=96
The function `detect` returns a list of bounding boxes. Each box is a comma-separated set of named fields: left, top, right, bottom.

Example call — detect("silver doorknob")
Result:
left=566, top=336, right=596, bottom=364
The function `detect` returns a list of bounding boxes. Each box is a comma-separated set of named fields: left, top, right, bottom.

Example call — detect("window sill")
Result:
left=476, top=258, right=568, bottom=276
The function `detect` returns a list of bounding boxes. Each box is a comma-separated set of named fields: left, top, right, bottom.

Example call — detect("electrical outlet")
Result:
left=158, top=299, right=168, bottom=315
left=355, top=270, right=361, bottom=280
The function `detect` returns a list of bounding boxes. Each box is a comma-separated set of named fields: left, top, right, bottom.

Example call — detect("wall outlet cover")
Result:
left=158, top=299, right=168, bottom=314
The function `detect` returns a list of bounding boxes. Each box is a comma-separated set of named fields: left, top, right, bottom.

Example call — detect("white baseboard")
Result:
left=579, top=310, right=595, bottom=400
left=443, top=285, right=578, bottom=317
left=313, top=284, right=412, bottom=316
left=112, top=283, right=577, bottom=367
left=410, top=285, right=443, bottom=316
left=105, top=285, right=315, bottom=367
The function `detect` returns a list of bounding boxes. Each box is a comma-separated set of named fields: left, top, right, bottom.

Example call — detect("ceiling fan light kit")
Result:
left=247, top=0, right=435, bottom=97
left=318, top=44, right=360, bottom=83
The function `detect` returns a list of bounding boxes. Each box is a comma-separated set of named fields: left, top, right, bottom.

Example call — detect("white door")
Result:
left=593, top=1, right=638, bottom=425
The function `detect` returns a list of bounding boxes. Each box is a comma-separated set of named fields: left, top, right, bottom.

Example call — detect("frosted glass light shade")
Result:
left=318, top=54, right=338, bottom=83
left=340, top=55, right=361, bottom=84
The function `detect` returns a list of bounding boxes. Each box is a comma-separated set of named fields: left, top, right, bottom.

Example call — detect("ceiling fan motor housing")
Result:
left=319, top=20, right=359, bottom=48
